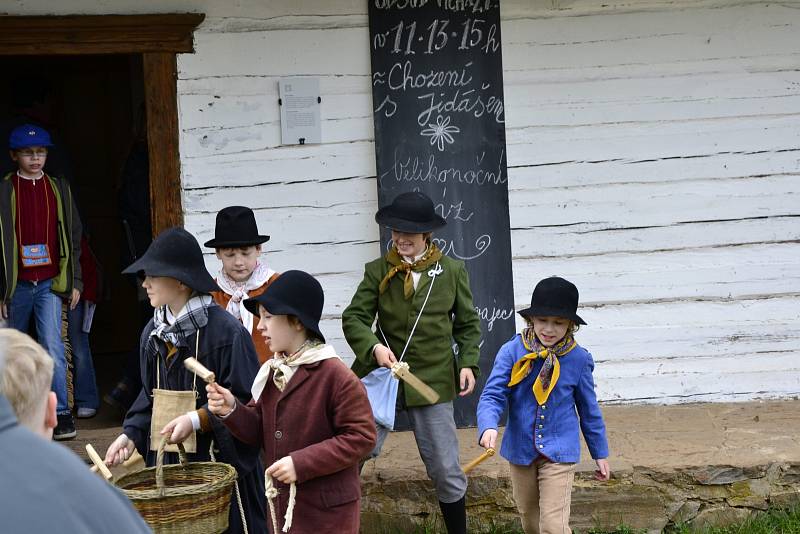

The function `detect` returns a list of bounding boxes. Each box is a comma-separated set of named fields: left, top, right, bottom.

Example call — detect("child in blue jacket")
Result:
left=477, top=276, right=610, bottom=534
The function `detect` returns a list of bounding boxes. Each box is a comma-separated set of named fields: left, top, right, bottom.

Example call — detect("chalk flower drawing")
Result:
left=421, top=115, right=460, bottom=152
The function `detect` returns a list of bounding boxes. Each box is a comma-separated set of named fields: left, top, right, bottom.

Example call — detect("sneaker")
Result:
left=76, top=407, right=97, bottom=419
left=54, top=413, right=77, bottom=441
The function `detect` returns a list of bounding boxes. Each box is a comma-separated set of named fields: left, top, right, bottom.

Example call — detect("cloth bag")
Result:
left=150, top=388, right=197, bottom=453
left=361, top=367, right=399, bottom=430
left=149, top=334, right=201, bottom=453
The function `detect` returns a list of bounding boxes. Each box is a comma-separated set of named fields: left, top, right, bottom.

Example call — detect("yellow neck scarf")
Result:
left=379, top=243, right=443, bottom=299
left=507, top=328, right=576, bottom=405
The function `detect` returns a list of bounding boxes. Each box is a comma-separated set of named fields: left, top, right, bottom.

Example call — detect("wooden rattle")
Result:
left=184, top=357, right=215, bottom=384
left=86, top=443, right=114, bottom=480
left=86, top=443, right=142, bottom=481
left=462, top=448, right=496, bottom=474
left=391, top=361, right=440, bottom=404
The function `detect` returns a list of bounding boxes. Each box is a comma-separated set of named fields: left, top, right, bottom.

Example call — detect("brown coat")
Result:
left=211, top=273, right=279, bottom=364
left=223, top=357, right=376, bottom=534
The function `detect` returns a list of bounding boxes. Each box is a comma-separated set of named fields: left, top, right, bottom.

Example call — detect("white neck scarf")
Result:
left=216, top=261, right=275, bottom=334
left=17, top=170, right=44, bottom=181
left=251, top=343, right=341, bottom=401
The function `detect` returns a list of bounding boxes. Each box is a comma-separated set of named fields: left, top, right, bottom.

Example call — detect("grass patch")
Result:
left=379, top=505, right=800, bottom=533
left=667, top=505, right=800, bottom=534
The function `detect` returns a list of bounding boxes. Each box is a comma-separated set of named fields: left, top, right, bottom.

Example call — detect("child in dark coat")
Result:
left=104, top=227, right=267, bottom=534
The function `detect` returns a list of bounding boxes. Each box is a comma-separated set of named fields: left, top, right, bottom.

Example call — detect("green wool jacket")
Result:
left=0, top=172, right=83, bottom=301
left=343, top=254, right=482, bottom=407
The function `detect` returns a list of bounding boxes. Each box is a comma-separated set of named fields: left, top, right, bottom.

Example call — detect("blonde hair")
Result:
left=0, top=330, right=54, bottom=429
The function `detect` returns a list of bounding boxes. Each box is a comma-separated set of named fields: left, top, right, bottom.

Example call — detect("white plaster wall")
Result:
left=4, top=0, right=799, bottom=403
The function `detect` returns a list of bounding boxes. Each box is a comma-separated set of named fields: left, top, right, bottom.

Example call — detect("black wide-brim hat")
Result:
left=122, top=227, right=219, bottom=294
left=243, top=270, right=325, bottom=342
left=375, top=191, right=446, bottom=234
left=518, top=276, right=587, bottom=325
left=204, top=206, right=270, bottom=248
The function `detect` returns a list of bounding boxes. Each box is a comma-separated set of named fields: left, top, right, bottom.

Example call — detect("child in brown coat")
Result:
left=207, top=270, right=376, bottom=533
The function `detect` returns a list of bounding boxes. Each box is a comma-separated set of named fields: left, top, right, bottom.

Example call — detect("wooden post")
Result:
left=143, top=52, right=184, bottom=234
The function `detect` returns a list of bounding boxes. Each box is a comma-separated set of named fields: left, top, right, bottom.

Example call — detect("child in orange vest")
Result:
left=206, top=206, right=279, bottom=364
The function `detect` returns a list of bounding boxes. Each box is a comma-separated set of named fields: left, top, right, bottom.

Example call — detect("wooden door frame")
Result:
left=0, top=13, right=205, bottom=233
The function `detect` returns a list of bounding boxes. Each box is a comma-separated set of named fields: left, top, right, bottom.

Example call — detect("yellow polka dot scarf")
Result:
left=507, top=328, right=576, bottom=405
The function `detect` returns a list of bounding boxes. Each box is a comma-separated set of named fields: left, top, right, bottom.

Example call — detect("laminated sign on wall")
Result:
left=279, top=77, right=321, bottom=145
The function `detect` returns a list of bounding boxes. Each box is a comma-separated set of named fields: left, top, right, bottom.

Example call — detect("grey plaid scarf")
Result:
left=150, top=294, right=213, bottom=347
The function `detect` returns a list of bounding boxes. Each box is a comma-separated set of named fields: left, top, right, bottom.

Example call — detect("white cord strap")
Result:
left=209, top=441, right=248, bottom=534
left=265, top=472, right=297, bottom=533
left=377, top=262, right=442, bottom=363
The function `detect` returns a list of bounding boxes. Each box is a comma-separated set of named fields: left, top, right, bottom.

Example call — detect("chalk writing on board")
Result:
left=381, top=149, right=507, bottom=185
left=373, top=0, right=498, bottom=12
left=475, top=306, right=516, bottom=333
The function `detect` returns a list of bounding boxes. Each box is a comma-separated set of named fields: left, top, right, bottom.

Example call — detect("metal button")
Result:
left=540, top=415, right=545, bottom=420
left=542, top=405, right=547, bottom=410
left=274, top=430, right=283, bottom=439
left=538, top=434, right=543, bottom=439
left=538, top=444, right=544, bottom=449
left=538, top=425, right=543, bottom=429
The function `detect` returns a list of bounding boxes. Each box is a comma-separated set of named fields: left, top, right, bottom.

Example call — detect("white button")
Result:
left=538, top=425, right=543, bottom=429
left=538, top=444, right=544, bottom=449
left=540, top=415, right=545, bottom=420
left=538, top=434, right=543, bottom=438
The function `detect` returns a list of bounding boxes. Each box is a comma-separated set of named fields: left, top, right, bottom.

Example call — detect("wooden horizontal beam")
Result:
left=0, top=13, right=205, bottom=55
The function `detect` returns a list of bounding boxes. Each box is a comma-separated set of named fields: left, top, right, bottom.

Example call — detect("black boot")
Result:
left=439, top=496, right=467, bottom=534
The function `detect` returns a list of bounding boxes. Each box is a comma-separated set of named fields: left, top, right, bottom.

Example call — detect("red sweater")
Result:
left=14, top=173, right=59, bottom=282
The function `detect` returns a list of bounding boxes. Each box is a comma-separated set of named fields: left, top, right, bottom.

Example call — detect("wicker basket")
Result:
left=115, top=437, right=237, bottom=534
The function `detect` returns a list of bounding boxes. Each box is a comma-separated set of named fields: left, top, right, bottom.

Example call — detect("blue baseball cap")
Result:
left=9, top=124, right=53, bottom=150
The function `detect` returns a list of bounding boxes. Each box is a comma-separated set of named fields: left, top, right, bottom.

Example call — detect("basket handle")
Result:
left=155, top=436, right=188, bottom=495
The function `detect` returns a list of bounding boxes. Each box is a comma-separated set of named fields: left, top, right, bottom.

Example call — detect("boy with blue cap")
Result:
left=0, top=124, right=83, bottom=440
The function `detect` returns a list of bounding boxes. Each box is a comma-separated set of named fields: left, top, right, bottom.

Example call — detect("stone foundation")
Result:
left=361, top=462, right=800, bottom=533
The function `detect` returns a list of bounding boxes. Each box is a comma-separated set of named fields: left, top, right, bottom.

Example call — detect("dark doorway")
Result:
left=0, top=54, right=147, bottom=398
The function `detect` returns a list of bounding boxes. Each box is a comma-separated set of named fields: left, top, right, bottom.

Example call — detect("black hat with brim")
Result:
left=204, top=206, right=270, bottom=248
left=375, top=191, right=446, bottom=234
left=122, top=227, right=219, bottom=294
left=243, top=270, right=325, bottom=343
left=517, top=276, right=587, bottom=325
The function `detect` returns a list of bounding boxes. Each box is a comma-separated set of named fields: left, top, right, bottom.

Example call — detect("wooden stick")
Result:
left=90, top=449, right=143, bottom=477
left=463, top=448, right=495, bottom=474
left=391, top=362, right=439, bottom=404
left=184, top=357, right=215, bottom=384
left=86, top=443, right=113, bottom=480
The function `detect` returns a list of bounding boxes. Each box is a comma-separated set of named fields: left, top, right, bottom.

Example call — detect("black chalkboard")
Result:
left=368, top=0, right=515, bottom=428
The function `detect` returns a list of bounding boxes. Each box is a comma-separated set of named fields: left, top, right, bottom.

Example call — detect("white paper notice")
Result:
left=279, top=77, right=321, bottom=145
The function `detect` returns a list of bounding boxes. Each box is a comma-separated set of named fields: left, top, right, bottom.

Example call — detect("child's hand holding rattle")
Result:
left=206, top=382, right=236, bottom=417
left=479, top=429, right=498, bottom=450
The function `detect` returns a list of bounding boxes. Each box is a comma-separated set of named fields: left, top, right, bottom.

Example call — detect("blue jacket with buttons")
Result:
left=477, top=334, right=609, bottom=465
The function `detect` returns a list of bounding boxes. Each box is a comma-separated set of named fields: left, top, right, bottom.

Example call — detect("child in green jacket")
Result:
left=343, top=191, right=482, bottom=534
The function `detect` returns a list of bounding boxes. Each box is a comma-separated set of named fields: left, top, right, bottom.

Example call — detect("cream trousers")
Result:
left=509, top=457, right=576, bottom=534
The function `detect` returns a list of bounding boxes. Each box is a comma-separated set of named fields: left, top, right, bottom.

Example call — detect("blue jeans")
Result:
left=68, top=301, right=99, bottom=410
left=8, top=279, right=70, bottom=414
